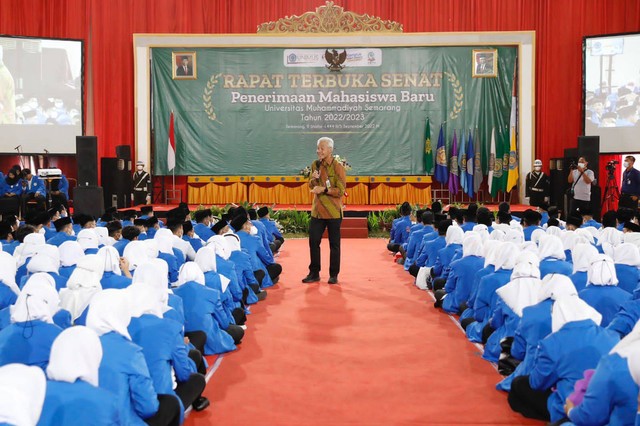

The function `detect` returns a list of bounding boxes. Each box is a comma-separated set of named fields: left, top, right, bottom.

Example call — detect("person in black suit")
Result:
left=176, top=57, right=193, bottom=76
left=475, top=54, right=494, bottom=75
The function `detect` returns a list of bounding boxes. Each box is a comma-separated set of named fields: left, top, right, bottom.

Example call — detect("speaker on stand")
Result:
left=75, top=136, right=104, bottom=217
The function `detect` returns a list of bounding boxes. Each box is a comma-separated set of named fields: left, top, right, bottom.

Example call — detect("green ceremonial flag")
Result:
left=423, top=118, right=433, bottom=175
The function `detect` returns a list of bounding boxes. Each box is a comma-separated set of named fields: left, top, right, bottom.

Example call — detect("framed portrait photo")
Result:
left=472, top=49, right=497, bottom=78
left=172, top=51, right=197, bottom=80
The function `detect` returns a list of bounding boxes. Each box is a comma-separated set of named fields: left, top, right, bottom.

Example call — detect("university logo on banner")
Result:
left=436, top=146, right=447, bottom=168
left=493, top=155, right=503, bottom=179
left=488, top=153, right=496, bottom=176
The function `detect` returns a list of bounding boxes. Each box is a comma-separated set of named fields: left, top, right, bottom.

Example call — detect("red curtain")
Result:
left=1, top=0, right=640, bottom=194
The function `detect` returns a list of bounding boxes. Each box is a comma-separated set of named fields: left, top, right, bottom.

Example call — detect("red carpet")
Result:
left=186, top=239, right=542, bottom=425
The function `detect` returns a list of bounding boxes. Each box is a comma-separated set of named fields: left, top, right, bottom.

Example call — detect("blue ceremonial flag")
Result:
left=465, top=130, right=475, bottom=198
left=434, top=124, right=448, bottom=184
left=448, top=130, right=460, bottom=195
left=459, top=129, right=467, bottom=194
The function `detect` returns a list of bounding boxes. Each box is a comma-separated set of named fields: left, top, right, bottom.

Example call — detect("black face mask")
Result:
left=5, top=174, right=18, bottom=185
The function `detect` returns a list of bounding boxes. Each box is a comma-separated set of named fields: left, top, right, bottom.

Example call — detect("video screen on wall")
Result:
left=583, top=32, right=640, bottom=153
left=0, top=35, right=83, bottom=154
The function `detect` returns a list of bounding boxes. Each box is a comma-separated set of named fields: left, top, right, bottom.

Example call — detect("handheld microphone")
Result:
left=14, top=145, right=21, bottom=150
left=315, top=160, right=321, bottom=170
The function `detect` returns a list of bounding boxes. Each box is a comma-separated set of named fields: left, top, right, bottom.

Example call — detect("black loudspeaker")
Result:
left=115, top=145, right=131, bottom=159
left=578, top=135, right=600, bottom=182
left=74, top=186, right=104, bottom=218
left=76, top=136, right=98, bottom=187
left=101, top=158, right=132, bottom=209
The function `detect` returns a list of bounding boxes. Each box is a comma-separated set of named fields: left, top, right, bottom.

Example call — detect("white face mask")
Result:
left=250, top=226, right=258, bottom=236
left=534, top=166, right=541, bottom=171
left=578, top=162, right=585, bottom=169
left=623, top=161, right=629, bottom=168
left=136, top=166, right=144, bottom=171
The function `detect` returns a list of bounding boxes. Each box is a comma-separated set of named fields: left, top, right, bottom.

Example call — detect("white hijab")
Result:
left=462, top=233, right=484, bottom=258
left=613, top=243, right=640, bottom=267
left=575, top=228, right=596, bottom=245
left=128, top=283, right=165, bottom=318
left=11, top=277, right=60, bottom=324
left=562, top=231, right=587, bottom=252
left=505, top=229, right=525, bottom=245
left=599, top=227, right=622, bottom=248
left=46, top=326, right=102, bottom=387
left=587, top=254, right=619, bottom=286
left=59, top=241, right=85, bottom=267
left=551, top=294, right=603, bottom=332
left=472, top=224, right=489, bottom=242
left=610, top=320, right=640, bottom=358
left=15, top=232, right=46, bottom=267
left=59, top=255, right=104, bottom=321
left=538, top=234, right=566, bottom=260
left=520, top=241, right=538, bottom=253
left=98, top=245, right=121, bottom=275
left=537, top=273, right=578, bottom=302
left=572, top=243, right=599, bottom=273
left=489, top=229, right=506, bottom=242
left=223, top=232, right=241, bottom=252
left=546, top=226, right=564, bottom=238
left=195, top=246, right=218, bottom=273
left=494, top=242, right=519, bottom=271
left=515, top=250, right=540, bottom=267
left=496, top=260, right=542, bottom=316
left=153, top=228, right=174, bottom=255
left=482, top=240, right=502, bottom=268
left=123, top=240, right=158, bottom=271
left=26, top=245, right=60, bottom=274
left=623, top=232, right=640, bottom=248
left=0, top=363, right=47, bottom=426
left=177, top=262, right=206, bottom=287
left=86, top=288, right=132, bottom=340
left=581, top=226, right=600, bottom=242
left=77, top=229, right=99, bottom=251
left=445, top=226, right=464, bottom=246
left=132, top=259, right=170, bottom=291
left=492, top=223, right=511, bottom=234
left=531, top=228, right=546, bottom=246
left=94, top=226, right=114, bottom=247
left=0, top=251, right=19, bottom=295
left=207, top=235, right=231, bottom=260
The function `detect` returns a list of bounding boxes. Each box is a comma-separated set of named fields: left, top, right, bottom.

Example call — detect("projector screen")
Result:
left=0, top=35, right=83, bottom=154
left=583, top=33, right=640, bottom=153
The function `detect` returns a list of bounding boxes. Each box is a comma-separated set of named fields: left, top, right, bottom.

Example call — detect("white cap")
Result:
left=136, top=161, right=144, bottom=166
left=534, top=159, right=542, bottom=167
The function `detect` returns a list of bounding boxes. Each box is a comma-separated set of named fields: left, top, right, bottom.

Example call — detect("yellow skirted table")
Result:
left=187, top=176, right=431, bottom=205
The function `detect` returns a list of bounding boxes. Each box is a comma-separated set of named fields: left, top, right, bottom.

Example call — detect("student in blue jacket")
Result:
left=0, top=363, right=47, bottom=426
left=387, top=201, right=412, bottom=253
left=20, top=168, right=46, bottom=213
left=193, top=209, right=215, bottom=242
left=569, top=243, right=599, bottom=292
left=0, top=251, right=18, bottom=310
left=508, top=295, right=619, bottom=422
left=86, top=289, right=181, bottom=426
left=257, top=206, right=284, bottom=251
left=613, top=243, right=640, bottom=294
left=207, top=235, right=246, bottom=305
left=231, top=214, right=282, bottom=287
left=127, top=283, right=209, bottom=419
left=173, top=263, right=238, bottom=355
left=411, top=219, right=451, bottom=273
left=40, top=326, right=120, bottom=425
left=223, top=232, right=262, bottom=305
left=565, top=321, right=640, bottom=426
left=467, top=242, right=519, bottom=344
left=438, top=233, right=485, bottom=314
left=403, top=211, right=436, bottom=270
left=538, top=234, right=573, bottom=278
left=97, top=245, right=132, bottom=289
left=431, top=225, right=464, bottom=281
left=0, top=278, right=62, bottom=369
left=579, top=254, right=632, bottom=327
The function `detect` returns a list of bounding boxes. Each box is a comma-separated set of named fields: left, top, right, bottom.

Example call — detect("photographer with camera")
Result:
left=620, top=155, right=640, bottom=210
left=567, top=156, right=595, bottom=215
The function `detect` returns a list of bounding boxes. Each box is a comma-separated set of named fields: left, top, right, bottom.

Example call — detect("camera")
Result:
left=606, top=160, right=619, bottom=174
left=569, top=160, right=577, bottom=170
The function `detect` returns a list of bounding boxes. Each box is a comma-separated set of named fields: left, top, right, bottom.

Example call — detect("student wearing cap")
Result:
left=258, top=206, right=284, bottom=251
left=565, top=215, right=583, bottom=231
left=121, top=209, right=137, bottom=227
left=525, top=159, right=550, bottom=207
left=231, top=214, right=282, bottom=286
left=579, top=206, right=602, bottom=229
left=460, top=203, right=478, bottom=232
left=182, top=221, right=203, bottom=253
left=248, top=208, right=275, bottom=260
left=112, top=225, right=140, bottom=256
left=620, top=155, right=640, bottom=210
left=132, top=160, right=151, bottom=206
left=193, top=209, right=215, bottom=242
left=522, top=209, right=544, bottom=242
left=133, top=218, right=149, bottom=241
left=46, top=216, right=76, bottom=246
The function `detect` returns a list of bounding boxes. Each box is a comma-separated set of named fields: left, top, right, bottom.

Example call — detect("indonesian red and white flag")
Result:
left=167, top=111, right=176, bottom=172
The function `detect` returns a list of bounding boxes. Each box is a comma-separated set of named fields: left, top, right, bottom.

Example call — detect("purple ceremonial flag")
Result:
left=448, top=130, right=460, bottom=195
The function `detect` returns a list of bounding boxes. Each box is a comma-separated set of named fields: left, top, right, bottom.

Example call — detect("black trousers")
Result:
left=188, top=349, right=207, bottom=375
left=569, top=198, right=591, bottom=217
left=308, top=216, right=341, bottom=277
left=619, top=193, right=639, bottom=210
left=387, top=243, right=401, bottom=253
left=133, top=191, right=148, bottom=206
left=508, top=375, right=552, bottom=421
left=408, top=263, right=420, bottom=278
left=144, top=394, right=181, bottom=426
left=266, top=263, right=282, bottom=280
left=175, top=373, right=206, bottom=409
left=20, top=193, right=46, bottom=216
left=185, top=331, right=207, bottom=356
left=49, top=192, right=69, bottom=210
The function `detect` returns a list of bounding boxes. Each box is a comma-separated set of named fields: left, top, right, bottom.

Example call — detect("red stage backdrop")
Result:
left=1, top=0, right=639, bottom=198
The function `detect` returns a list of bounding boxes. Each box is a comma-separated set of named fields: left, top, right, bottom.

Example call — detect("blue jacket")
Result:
left=228, top=251, right=259, bottom=305
left=112, top=238, right=130, bottom=256
left=390, top=215, right=412, bottom=245
left=579, top=285, right=632, bottom=327
left=528, top=319, right=619, bottom=422
left=215, top=255, right=243, bottom=303
left=568, top=353, right=638, bottom=426
left=442, top=255, right=485, bottom=314
left=183, top=235, right=203, bottom=253
left=98, top=331, right=159, bottom=425
left=497, top=299, right=553, bottom=392
left=615, top=264, right=640, bottom=294
left=413, top=230, right=438, bottom=264
left=607, top=298, right=640, bottom=338
left=461, top=221, right=476, bottom=232
left=0, top=320, right=62, bottom=369
left=172, top=281, right=236, bottom=355
left=570, top=271, right=589, bottom=292
left=46, top=231, right=76, bottom=247
left=539, top=258, right=574, bottom=278
left=252, top=219, right=274, bottom=262
left=1, top=179, right=22, bottom=196
left=459, top=265, right=495, bottom=326
left=24, top=176, right=46, bottom=196
left=0, top=240, right=19, bottom=255
left=128, top=314, right=197, bottom=421
left=100, top=271, right=132, bottom=290
left=202, top=271, right=235, bottom=328
left=415, top=235, right=446, bottom=268
left=19, top=272, right=68, bottom=292
left=523, top=225, right=543, bottom=241
left=237, top=230, right=275, bottom=288
left=0, top=284, right=16, bottom=311
left=432, top=243, right=462, bottom=278
left=39, top=380, right=120, bottom=425
left=157, top=252, right=179, bottom=284
left=485, top=299, right=520, bottom=362
left=467, top=268, right=513, bottom=343
left=259, top=217, right=283, bottom=241
left=194, top=223, right=215, bottom=242
left=405, top=225, right=434, bottom=260
left=581, top=219, right=602, bottom=229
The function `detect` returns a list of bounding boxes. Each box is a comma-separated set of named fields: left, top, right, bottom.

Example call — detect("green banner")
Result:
left=151, top=46, right=516, bottom=176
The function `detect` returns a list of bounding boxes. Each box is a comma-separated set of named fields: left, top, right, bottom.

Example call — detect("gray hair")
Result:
left=317, top=137, right=334, bottom=149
